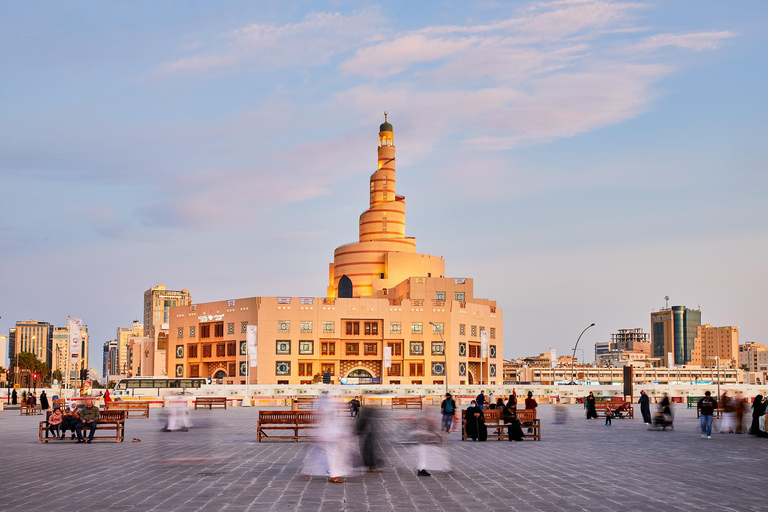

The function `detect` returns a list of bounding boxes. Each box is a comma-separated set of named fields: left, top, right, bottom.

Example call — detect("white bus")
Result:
left=113, top=377, right=207, bottom=397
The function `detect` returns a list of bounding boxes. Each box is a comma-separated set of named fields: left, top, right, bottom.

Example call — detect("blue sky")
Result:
left=1, top=0, right=766, bottom=372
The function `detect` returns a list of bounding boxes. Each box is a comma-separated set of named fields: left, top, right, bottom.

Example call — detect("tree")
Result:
left=13, top=352, right=41, bottom=388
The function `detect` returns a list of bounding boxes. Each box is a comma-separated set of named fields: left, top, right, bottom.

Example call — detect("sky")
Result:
left=1, top=0, right=766, bottom=372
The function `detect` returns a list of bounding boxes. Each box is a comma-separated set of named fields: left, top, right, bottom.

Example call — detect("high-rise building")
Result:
left=0, top=332, right=7, bottom=367
left=10, top=320, right=53, bottom=366
left=651, top=305, right=701, bottom=365
left=51, top=323, right=89, bottom=388
left=691, top=325, right=739, bottom=368
left=740, top=342, right=768, bottom=373
left=116, top=321, right=143, bottom=375
left=144, top=285, right=192, bottom=338
left=168, top=116, right=504, bottom=386
left=103, top=339, right=119, bottom=378
left=610, top=328, right=650, bottom=353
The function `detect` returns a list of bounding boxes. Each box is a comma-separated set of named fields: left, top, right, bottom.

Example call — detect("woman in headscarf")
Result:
left=40, top=390, right=50, bottom=411
left=502, top=402, right=525, bottom=441
left=639, top=390, right=651, bottom=424
left=61, top=401, right=80, bottom=440
left=585, top=392, right=598, bottom=420
left=749, top=394, right=767, bottom=437
left=465, top=400, right=485, bottom=441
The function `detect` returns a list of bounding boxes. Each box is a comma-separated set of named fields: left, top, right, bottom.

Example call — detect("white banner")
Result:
left=69, top=317, right=82, bottom=365
left=480, top=330, right=488, bottom=358
left=667, top=352, right=674, bottom=369
left=383, top=346, right=392, bottom=368
left=246, top=325, right=258, bottom=367
left=550, top=348, right=557, bottom=368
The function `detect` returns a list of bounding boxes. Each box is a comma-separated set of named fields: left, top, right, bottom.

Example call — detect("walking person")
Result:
left=40, top=390, right=50, bottom=411
left=749, top=394, right=767, bottom=437
left=735, top=391, right=747, bottom=434
left=11, top=389, right=17, bottom=405
left=604, top=407, right=613, bottom=426
left=720, top=391, right=735, bottom=433
left=585, top=392, right=598, bottom=419
left=639, top=390, right=652, bottom=424
left=476, top=390, right=486, bottom=410
left=440, top=393, right=456, bottom=433
left=698, top=391, right=717, bottom=439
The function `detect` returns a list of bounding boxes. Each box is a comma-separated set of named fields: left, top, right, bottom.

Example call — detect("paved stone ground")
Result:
left=0, top=404, right=765, bottom=511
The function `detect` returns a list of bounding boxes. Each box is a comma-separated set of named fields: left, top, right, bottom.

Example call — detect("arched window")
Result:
left=348, top=368, right=373, bottom=378
left=338, top=275, right=353, bottom=298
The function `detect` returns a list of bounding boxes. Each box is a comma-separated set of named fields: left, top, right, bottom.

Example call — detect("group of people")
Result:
left=441, top=390, right=537, bottom=442
left=44, top=400, right=101, bottom=443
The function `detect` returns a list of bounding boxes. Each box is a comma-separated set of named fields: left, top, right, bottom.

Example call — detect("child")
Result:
left=47, top=407, right=63, bottom=438
left=605, top=407, right=613, bottom=426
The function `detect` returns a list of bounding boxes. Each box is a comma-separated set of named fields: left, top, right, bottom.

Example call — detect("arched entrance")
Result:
left=213, top=370, right=227, bottom=381
left=347, top=368, right=373, bottom=379
left=338, top=275, right=353, bottom=298
left=467, top=370, right=475, bottom=385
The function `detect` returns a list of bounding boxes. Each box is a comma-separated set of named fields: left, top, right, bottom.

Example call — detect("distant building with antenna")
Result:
left=651, top=298, right=701, bottom=365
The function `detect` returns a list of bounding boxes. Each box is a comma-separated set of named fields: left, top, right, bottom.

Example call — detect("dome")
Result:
left=379, top=112, right=393, bottom=132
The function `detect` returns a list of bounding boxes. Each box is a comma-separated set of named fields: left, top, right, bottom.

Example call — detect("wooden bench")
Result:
left=462, top=408, right=541, bottom=441
left=38, top=410, right=127, bottom=443
left=594, top=401, right=634, bottom=419
left=20, top=402, right=42, bottom=416
left=195, top=397, right=227, bottom=410
left=696, top=406, right=723, bottom=419
left=257, top=411, right=322, bottom=442
left=105, top=401, right=151, bottom=418
left=391, top=397, right=423, bottom=410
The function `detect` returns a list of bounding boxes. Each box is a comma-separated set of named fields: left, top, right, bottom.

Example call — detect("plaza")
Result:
left=0, top=404, right=765, bottom=511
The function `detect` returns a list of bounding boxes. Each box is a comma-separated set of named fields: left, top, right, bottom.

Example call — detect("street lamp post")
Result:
left=429, top=322, right=449, bottom=395
left=570, top=323, right=596, bottom=384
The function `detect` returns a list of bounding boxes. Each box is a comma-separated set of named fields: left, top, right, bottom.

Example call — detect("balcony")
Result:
left=277, top=297, right=292, bottom=304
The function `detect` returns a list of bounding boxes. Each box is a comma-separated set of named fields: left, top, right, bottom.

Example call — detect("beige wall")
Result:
left=168, top=282, right=503, bottom=386
left=694, top=325, right=739, bottom=368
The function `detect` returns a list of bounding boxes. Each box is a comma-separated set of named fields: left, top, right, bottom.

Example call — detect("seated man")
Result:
left=76, top=399, right=100, bottom=443
left=349, top=396, right=361, bottom=418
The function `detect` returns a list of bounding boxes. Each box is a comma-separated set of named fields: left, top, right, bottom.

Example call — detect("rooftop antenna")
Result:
left=664, top=295, right=669, bottom=309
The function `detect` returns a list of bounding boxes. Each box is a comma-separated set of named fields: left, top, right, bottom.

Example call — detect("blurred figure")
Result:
left=302, top=393, right=355, bottom=483
left=720, top=391, right=735, bottom=433
left=698, top=391, right=717, bottom=439
left=553, top=398, right=568, bottom=424
left=735, top=391, right=747, bottom=434
left=440, top=393, right=456, bottom=434
left=162, top=394, right=192, bottom=432
left=749, top=394, right=767, bottom=437
left=410, top=411, right=448, bottom=477
left=639, top=391, right=651, bottom=424
left=356, top=406, right=380, bottom=472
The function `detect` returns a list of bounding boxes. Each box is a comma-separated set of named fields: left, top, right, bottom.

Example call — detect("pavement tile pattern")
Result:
left=0, top=404, right=765, bottom=511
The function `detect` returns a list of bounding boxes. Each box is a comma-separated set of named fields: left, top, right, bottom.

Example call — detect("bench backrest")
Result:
left=258, top=410, right=321, bottom=424
left=197, top=397, right=226, bottom=402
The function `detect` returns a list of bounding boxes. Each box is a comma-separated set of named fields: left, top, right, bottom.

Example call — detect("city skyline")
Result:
left=2, top=1, right=767, bottom=372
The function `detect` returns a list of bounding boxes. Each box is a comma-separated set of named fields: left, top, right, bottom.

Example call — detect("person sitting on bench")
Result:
left=76, top=399, right=100, bottom=443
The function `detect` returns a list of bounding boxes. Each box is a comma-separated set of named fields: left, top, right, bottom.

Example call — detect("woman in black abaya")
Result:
left=749, top=394, right=767, bottom=437
left=465, top=400, right=485, bottom=441
left=502, top=403, right=525, bottom=441
left=586, top=392, right=598, bottom=420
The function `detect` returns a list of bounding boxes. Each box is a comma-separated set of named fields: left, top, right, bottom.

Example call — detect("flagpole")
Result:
left=242, top=354, right=251, bottom=407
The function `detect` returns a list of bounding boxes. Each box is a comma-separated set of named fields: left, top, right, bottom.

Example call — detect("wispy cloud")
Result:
left=157, top=8, right=386, bottom=76
left=627, top=31, right=735, bottom=52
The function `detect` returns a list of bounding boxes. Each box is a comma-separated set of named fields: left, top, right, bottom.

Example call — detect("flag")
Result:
left=480, top=330, right=488, bottom=358
left=246, top=325, right=258, bottom=367
left=68, top=317, right=82, bottom=365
